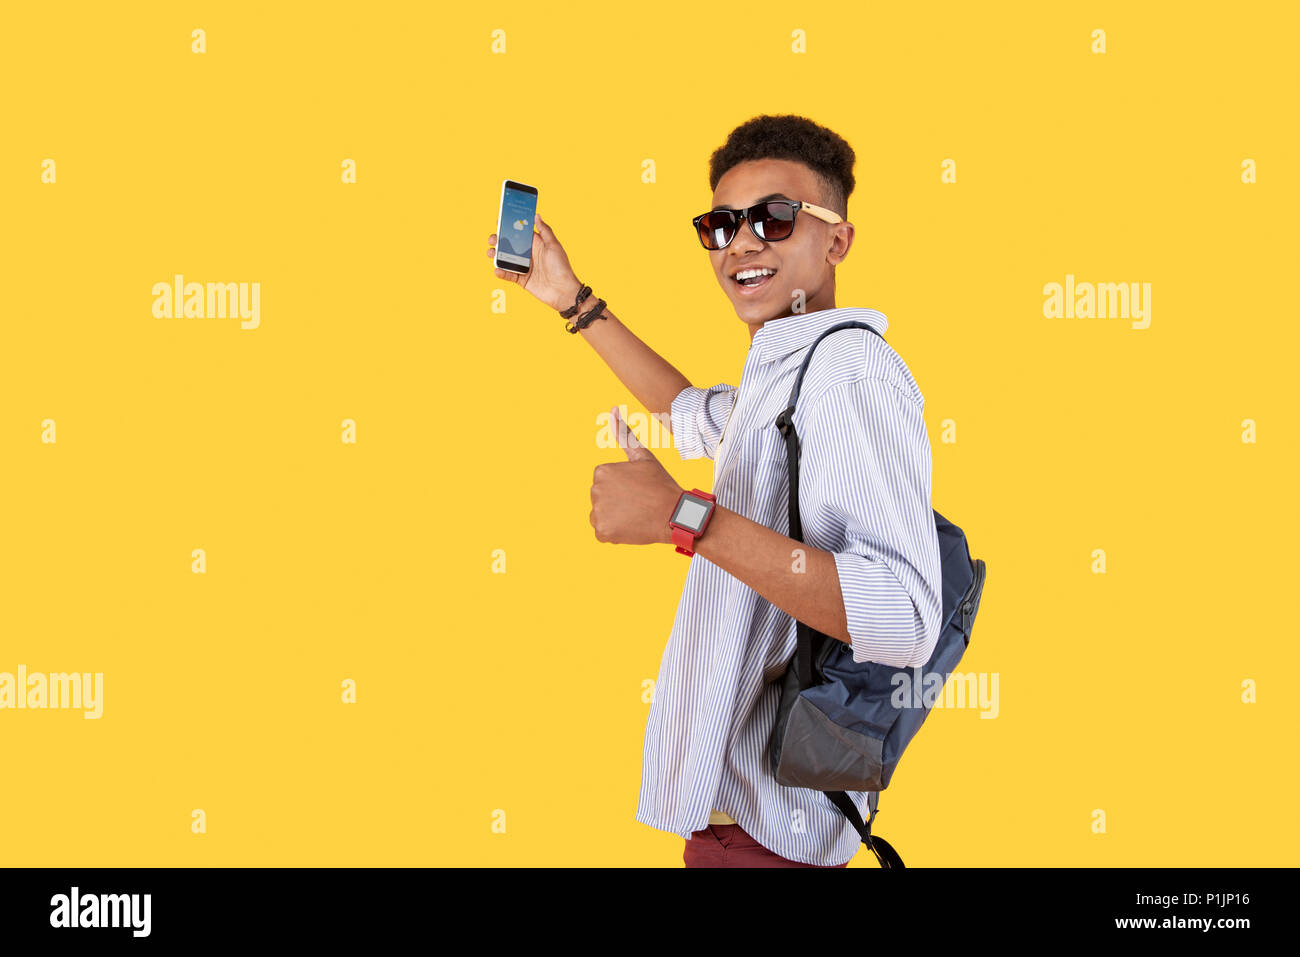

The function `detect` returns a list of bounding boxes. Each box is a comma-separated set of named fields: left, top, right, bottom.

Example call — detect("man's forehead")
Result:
left=712, top=190, right=795, bottom=211
left=712, top=161, right=819, bottom=209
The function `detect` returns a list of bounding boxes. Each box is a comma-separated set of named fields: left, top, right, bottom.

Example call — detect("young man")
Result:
left=487, top=114, right=943, bottom=867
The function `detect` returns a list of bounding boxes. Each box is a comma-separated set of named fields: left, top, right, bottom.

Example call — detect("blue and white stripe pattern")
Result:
left=635, top=307, right=943, bottom=866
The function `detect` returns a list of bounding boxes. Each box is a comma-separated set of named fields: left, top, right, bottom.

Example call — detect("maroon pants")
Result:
left=683, top=823, right=850, bottom=868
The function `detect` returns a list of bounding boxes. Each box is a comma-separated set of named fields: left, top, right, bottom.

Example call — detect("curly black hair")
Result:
left=708, top=114, right=856, bottom=219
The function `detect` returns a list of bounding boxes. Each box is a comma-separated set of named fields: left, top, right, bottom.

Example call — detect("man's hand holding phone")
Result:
left=487, top=212, right=582, bottom=312
left=485, top=177, right=694, bottom=435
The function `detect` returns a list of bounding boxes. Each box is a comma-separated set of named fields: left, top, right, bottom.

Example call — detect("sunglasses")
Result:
left=692, top=199, right=843, bottom=250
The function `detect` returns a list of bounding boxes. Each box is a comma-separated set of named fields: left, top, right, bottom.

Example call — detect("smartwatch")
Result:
left=669, top=488, right=717, bottom=557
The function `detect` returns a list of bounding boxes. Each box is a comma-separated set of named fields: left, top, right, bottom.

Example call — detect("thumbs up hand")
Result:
left=590, top=406, right=685, bottom=546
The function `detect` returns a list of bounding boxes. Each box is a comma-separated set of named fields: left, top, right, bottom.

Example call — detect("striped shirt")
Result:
left=635, top=306, right=943, bottom=866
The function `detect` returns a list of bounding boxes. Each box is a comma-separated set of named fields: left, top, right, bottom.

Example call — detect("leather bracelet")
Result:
left=558, top=283, right=592, bottom=319
left=576, top=298, right=607, bottom=330
left=566, top=298, right=607, bottom=334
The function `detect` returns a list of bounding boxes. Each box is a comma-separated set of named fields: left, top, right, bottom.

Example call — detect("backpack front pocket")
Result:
left=772, top=691, right=887, bottom=792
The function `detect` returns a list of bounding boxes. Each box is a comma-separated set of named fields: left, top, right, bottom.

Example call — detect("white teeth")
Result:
left=735, top=268, right=775, bottom=281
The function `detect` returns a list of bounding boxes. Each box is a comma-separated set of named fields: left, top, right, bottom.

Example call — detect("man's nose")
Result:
left=729, top=215, right=766, bottom=251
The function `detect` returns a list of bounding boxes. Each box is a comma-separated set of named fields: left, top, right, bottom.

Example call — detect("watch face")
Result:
left=671, top=495, right=711, bottom=533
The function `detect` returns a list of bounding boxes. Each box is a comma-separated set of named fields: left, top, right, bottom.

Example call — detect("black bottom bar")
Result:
left=0, top=866, right=1280, bottom=943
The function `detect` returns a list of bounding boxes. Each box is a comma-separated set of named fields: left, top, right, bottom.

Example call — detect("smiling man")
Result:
left=487, top=113, right=943, bottom=867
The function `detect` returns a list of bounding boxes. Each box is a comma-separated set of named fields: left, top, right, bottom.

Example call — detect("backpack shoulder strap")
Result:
left=781, top=319, right=885, bottom=413
left=826, top=790, right=905, bottom=869
left=774, top=319, right=885, bottom=552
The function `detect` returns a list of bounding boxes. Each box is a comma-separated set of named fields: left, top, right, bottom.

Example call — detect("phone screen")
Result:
left=496, top=180, right=538, bottom=273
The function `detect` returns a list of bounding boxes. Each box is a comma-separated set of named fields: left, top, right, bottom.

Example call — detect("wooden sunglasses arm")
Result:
left=798, top=201, right=844, bottom=224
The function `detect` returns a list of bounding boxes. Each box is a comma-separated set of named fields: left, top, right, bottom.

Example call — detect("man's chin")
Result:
left=732, top=300, right=789, bottom=324
left=728, top=290, right=783, bottom=321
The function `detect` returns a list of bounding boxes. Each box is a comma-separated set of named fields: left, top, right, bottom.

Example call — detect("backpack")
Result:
left=768, top=320, right=987, bottom=868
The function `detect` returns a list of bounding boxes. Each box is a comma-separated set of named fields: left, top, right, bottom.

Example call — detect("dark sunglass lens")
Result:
left=753, top=202, right=796, bottom=242
left=698, top=211, right=737, bottom=249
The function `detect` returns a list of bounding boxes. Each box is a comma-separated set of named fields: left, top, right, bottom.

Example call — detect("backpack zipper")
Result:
left=959, top=558, right=986, bottom=637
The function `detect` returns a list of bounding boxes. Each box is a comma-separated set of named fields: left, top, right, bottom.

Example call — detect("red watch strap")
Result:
left=671, top=488, right=716, bottom=557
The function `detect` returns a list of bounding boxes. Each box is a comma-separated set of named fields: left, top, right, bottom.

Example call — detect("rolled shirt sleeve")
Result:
left=669, top=383, right=738, bottom=461
left=800, top=376, right=943, bottom=669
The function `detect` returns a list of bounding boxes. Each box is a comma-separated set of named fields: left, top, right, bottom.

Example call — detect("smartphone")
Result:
left=495, top=179, right=539, bottom=274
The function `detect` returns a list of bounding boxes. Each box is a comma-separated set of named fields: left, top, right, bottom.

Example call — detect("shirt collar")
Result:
left=752, top=306, right=890, bottom=365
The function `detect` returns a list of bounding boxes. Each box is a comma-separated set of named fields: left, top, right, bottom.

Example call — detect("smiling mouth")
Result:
left=732, top=270, right=777, bottom=294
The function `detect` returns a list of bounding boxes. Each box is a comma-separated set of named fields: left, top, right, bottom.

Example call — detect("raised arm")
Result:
left=488, top=213, right=692, bottom=430
left=555, top=275, right=692, bottom=422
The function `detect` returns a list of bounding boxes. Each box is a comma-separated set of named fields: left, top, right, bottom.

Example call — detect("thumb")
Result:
left=612, top=405, right=657, bottom=462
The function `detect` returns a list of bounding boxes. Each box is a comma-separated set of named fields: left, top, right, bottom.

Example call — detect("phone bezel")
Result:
left=495, top=179, right=538, bottom=274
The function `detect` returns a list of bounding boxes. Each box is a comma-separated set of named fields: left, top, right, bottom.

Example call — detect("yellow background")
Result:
left=1, top=1, right=1295, bottom=866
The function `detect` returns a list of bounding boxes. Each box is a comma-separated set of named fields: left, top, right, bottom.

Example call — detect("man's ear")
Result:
left=827, top=221, right=854, bottom=266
